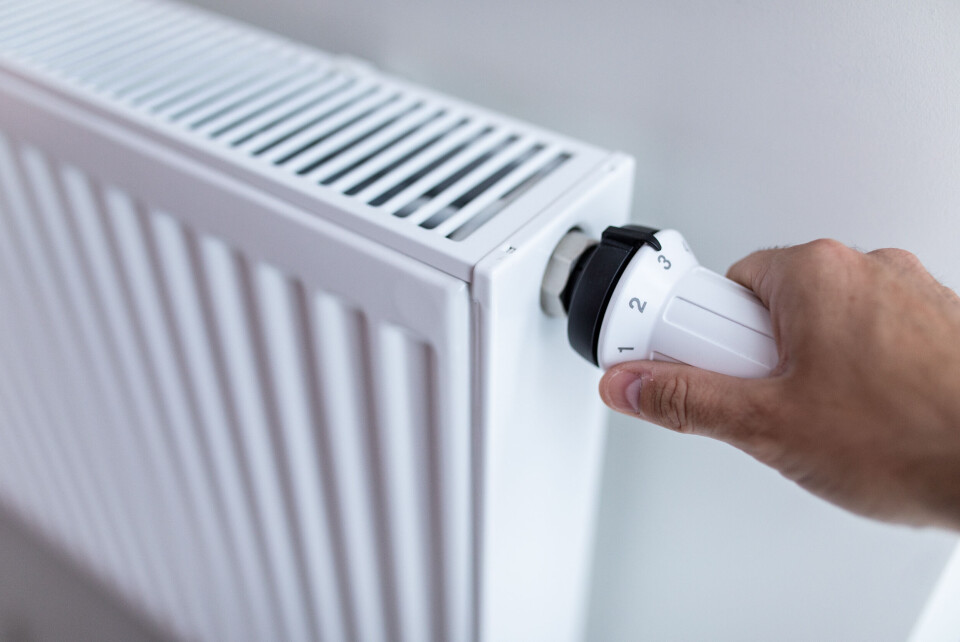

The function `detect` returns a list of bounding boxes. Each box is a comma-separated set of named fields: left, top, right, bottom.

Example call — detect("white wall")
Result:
left=184, top=1, right=960, bottom=639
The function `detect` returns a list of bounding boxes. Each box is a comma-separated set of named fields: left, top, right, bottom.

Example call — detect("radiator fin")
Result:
left=0, top=132, right=465, bottom=642
left=0, top=0, right=576, bottom=241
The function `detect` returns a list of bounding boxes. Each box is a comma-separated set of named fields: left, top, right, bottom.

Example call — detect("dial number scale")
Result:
left=555, top=225, right=779, bottom=378
left=595, top=229, right=778, bottom=376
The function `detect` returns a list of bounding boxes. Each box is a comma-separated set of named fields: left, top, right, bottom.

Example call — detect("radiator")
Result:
left=0, top=0, right=633, bottom=640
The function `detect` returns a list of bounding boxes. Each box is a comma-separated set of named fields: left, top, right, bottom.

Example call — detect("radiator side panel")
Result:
left=473, top=155, right=634, bottom=642
left=0, top=107, right=473, bottom=642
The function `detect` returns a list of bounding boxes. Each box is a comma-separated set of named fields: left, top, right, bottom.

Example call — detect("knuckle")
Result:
left=804, top=238, right=852, bottom=263
left=651, top=375, right=696, bottom=433
left=869, top=247, right=922, bottom=270
left=791, top=239, right=858, bottom=292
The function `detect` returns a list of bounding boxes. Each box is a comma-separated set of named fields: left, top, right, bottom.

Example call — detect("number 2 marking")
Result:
left=658, top=255, right=671, bottom=270
left=629, top=298, right=647, bottom=313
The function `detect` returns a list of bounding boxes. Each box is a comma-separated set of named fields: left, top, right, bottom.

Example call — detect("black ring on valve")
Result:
left=564, top=224, right=661, bottom=366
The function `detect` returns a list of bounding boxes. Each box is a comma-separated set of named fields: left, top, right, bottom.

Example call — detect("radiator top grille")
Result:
left=0, top=0, right=600, bottom=249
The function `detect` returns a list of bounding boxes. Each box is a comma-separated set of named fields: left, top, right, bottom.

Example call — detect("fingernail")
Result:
left=624, top=377, right=643, bottom=413
left=603, top=369, right=643, bottom=415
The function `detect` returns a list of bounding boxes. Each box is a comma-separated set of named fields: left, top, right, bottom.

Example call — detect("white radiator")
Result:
left=0, top=0, right=633, bottom=640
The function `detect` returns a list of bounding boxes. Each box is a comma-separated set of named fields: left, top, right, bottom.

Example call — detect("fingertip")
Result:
left=599, top=363, right=647, bottom=416
left=725, top=254, right=758, bottom=289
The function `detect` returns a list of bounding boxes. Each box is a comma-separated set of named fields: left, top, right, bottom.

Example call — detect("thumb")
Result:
left=599, top=360, right=775, bottom=442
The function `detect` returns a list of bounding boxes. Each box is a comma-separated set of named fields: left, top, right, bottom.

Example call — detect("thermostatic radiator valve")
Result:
left=542, top=225, right=778, bottom=378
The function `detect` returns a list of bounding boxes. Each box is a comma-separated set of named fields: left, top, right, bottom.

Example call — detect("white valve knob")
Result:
left=597, top=229, right=777, bottom=377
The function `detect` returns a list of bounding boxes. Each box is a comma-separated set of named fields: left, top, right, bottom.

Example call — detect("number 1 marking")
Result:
left=618, top=347, right=634, bottom=353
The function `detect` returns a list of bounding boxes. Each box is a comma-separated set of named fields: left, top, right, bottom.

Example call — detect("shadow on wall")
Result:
left=0, top=502, right=172, bottom=642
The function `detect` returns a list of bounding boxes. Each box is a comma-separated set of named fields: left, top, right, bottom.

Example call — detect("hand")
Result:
left=599, top=239, right=960, bottom=530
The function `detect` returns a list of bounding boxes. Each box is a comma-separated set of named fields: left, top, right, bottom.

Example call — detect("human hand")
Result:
left=599, top=239, right=960, bottom=530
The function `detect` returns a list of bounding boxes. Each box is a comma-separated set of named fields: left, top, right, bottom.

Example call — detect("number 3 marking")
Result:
left=658, top=255, right=671, bottom=270
left=629, top=298, right=647, bottom=313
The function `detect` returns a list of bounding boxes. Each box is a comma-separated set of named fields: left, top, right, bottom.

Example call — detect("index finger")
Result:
left=726, top=248, right=784, bottom=308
